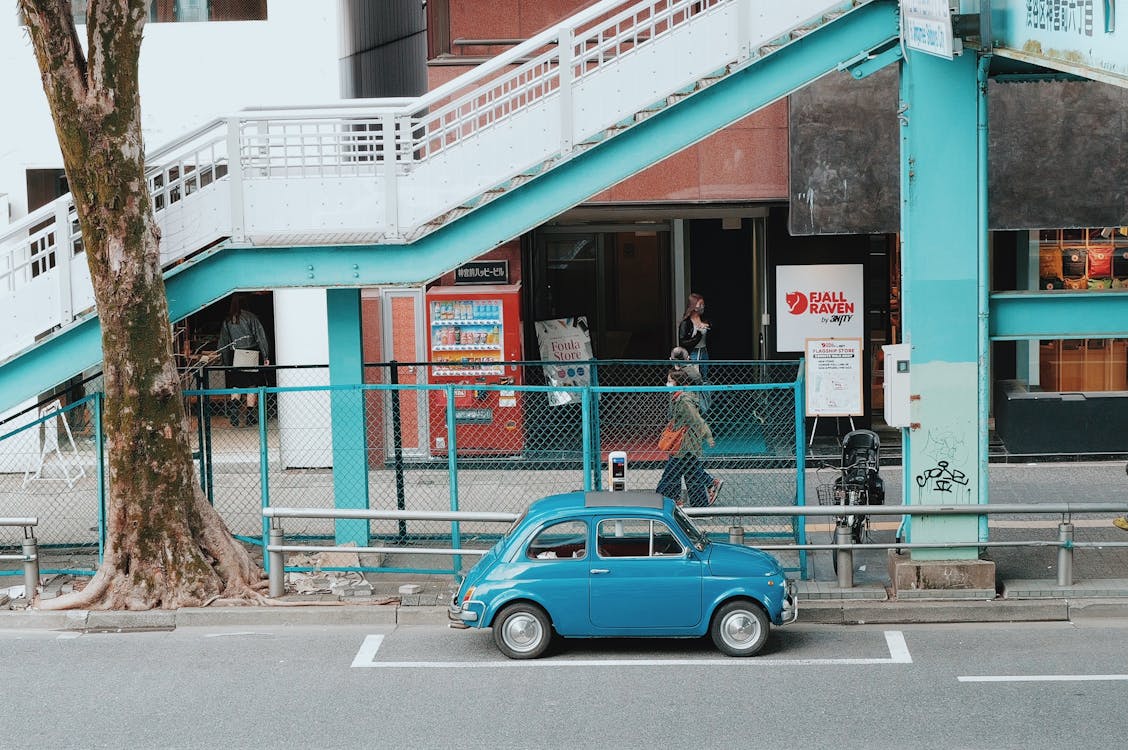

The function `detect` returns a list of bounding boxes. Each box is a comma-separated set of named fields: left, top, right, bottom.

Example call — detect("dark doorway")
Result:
left=531, top=229, right=671, bottom=359
left=687, top=218, right=756, bottom=359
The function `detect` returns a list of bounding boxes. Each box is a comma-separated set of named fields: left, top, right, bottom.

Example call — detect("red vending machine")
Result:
left=426, top=283, right=524, bottom=456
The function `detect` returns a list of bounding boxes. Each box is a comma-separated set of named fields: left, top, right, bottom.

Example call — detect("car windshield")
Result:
left=672, top=506, right=709, bottom=550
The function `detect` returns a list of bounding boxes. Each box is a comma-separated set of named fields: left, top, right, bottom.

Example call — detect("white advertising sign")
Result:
left=805, top=338, right=864, bottom=417
left=534, top=317, right=594, bottom=406
left=776, top=264, right=864, bottom=352
left=901, top=0, right=956, bottom=59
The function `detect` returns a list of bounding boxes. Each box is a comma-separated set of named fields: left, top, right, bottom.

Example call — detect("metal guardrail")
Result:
left=263, top=502, right=1128, bottom=597
left=0, top=518, right=40, bottom=595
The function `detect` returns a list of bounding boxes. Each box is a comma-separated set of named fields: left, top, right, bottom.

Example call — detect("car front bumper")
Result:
left=780, top=579, right=799, bottom=625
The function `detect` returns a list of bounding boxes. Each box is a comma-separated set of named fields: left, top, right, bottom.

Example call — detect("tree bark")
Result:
left=22, top=0, right=265, bottom=609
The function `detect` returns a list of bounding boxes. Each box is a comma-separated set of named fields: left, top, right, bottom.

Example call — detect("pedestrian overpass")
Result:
left=2, top=0, right=1128, bottom=555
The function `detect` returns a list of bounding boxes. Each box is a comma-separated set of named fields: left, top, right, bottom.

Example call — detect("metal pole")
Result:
left=389, top=362, right=407, bottom=539
left=268, top=525, right=285, bottom=598
left=835, top=523, right=853, bottom=589
left=22, top=532, right=39, bottom=596
left=1057, top=520, right=1074, bottom=587
left=590, top=362, right=602, bottom=490
left=728, top=525, right=745, bottom=545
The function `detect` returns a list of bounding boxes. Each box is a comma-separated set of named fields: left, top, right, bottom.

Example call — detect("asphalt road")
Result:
left=3, top=619, right=1127, bottom=749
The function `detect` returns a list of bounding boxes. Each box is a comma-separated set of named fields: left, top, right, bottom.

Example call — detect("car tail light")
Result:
left=461, top=586, right=475, bottom=604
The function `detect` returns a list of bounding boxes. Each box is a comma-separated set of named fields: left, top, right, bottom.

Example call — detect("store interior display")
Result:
left=1037, top=228, right=1128, bottom=392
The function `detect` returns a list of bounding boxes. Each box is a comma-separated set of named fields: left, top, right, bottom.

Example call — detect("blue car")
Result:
left=449, top=490, right=797, bottom=659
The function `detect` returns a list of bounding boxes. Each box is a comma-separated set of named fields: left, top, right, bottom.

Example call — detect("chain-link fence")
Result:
left=0, top=392, right=103, bottom=578
left=0, top=359, right=806, bottom=577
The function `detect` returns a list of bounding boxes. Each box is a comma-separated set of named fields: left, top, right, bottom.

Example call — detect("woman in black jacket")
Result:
left=677, top=292, right=710, bottom=377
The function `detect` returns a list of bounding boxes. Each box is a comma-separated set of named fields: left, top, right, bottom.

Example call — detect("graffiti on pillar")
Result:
left=915, top=460, right=972, bottom=503
left=915, top=428, right=974, bottom=503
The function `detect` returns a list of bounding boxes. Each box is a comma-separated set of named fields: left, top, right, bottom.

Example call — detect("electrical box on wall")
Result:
left=883, top=343, right=912, bottom=427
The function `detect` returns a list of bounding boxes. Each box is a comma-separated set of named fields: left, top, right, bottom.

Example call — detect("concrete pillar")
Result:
left=327, top=288, right=369, bottom=546
left=899, top=50, right=983, bottom=560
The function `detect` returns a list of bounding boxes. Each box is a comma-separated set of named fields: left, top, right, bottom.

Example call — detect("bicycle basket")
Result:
left=816, top=484, right=843, bottom=506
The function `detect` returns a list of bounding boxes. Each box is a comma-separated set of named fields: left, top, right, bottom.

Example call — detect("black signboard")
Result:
left=455, top=260, right=509, bottom=285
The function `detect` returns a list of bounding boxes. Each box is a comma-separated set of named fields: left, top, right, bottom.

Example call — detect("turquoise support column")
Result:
left=899, top=50, right=984, bottom=559
left=327, top=289, right=369, bottom=546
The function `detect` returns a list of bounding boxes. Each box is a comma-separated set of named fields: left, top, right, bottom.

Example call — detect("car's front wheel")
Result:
left=711, top=600, right=769, bottom=657
left=493, top=602, right=552, bottom=659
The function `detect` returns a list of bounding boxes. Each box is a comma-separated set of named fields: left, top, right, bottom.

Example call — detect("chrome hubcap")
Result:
left=503, top=613, right=543, bottom=652
left=721, top=611, right=761, bottom=649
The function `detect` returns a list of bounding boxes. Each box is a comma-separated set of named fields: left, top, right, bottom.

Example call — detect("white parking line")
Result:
left=959, top=674, right=1128, bottom=683
left=350, top=630, right=911, bottom=668
left=350, top=634, right=385, bottom=668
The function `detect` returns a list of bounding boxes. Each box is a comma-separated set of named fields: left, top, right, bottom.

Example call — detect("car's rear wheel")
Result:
left=711, top=600, right=769, bottom=657
left=493, top=602, right=552, bottom=659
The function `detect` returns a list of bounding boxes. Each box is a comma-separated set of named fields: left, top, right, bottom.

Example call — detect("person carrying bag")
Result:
left=656, top=369, right=717, bottom=507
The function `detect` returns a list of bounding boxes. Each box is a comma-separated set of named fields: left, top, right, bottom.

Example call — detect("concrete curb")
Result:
left=799, top=598, right=1071, bottom=625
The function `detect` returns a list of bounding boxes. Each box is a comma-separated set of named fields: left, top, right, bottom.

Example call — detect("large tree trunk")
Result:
left=22, top=0, right=264, bottom=608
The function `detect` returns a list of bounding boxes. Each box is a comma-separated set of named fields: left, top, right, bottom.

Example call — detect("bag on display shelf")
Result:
left=1038, top=246, right=1063, bottom=281
left=658, top=422, right=688, bottom=453
left=1113, top=249, right=1128, bottom=278
left=1061, top=247, right=1087, bottom=279
left=1088, top=247, right=1113, bottom=278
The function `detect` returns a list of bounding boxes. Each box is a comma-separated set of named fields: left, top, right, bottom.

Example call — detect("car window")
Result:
left=597, top=519, right=684, bottom=558
left=526, top=520, right=587, bottom=560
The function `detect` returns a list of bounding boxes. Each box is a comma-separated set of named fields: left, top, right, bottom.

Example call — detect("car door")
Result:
left=588, top=517, right=703, bottom=629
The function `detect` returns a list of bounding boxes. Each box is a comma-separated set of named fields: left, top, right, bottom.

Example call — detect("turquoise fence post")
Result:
left=258, top=388, right=269, bottom=569
left=94, top=392, right=106, bottom=563
left=590, top=361, right=602, bottom=490
left=446, top=384, right=461, bottom=577
left=327, top=288, right=369, bottom=546
left=581, top=385, right=592, bottom=491
left=794, top=360, right=808, bottom=580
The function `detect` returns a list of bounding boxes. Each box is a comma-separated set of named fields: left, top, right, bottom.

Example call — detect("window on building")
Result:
left=70, top=0, right=267, bottom=24
left=25, top=168, right=68, bottom=213
left=1036, top=227, right=1128, bottom=392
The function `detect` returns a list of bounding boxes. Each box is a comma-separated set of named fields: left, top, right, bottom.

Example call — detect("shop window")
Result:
left=1036, top=227, right=1128, bottom=392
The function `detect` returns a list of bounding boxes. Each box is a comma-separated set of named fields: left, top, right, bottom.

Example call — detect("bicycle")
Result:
left=815, top=429, right=886, bottom=573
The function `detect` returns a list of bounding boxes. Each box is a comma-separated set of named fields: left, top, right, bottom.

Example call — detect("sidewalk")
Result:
left=4, top=459, right=1128, bottom=629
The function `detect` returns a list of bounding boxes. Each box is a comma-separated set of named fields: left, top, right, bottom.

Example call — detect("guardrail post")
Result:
left=269, top=523, right=284, bottom=598
left=1057, top=519, right=1074, bottom=587
left=23, top=531, right=39, bottom=596
left=835, top=523, right=853, bottom=588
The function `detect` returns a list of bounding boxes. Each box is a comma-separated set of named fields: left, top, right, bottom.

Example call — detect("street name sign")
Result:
left=902, top=0, right=956, bottom=59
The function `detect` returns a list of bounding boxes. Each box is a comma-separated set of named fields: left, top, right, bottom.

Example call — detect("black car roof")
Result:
left=584, top=490, right=665, bottom=509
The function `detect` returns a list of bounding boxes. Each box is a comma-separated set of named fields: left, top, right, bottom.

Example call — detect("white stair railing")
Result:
left=0, top=0, right=867, bottom=367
